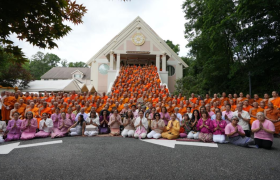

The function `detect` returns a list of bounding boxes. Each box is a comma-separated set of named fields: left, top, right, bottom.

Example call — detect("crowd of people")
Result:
left=0, top=65, right=279, bottom=150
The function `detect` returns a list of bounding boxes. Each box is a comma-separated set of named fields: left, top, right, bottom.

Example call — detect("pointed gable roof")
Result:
left=87, top=16, right=188, bottom=67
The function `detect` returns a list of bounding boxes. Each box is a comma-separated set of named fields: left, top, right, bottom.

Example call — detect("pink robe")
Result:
left=66, top=113, right=76, bottom=124
left=51, top=118, right=72, bottom=138
left=5, top=119, right=23, bottom=141
left=20, top=118, right=37, bottom=140
left=51, top=113, right=61, bottom=131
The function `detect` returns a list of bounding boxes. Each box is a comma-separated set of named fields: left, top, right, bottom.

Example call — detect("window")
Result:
left=74, top=74, right=81, bottom=79
left=98, top=64, right=109, bottom=75
left=167, top=65, right=175, bottom=76
left=44, top=79, right=49, bottom=81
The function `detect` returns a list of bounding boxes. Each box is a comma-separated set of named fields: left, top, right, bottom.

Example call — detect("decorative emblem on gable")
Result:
left=132, top=33, right=145, bottom=46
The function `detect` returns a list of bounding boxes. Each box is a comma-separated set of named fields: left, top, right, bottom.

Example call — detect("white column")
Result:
left=117, top=53, right=120, bottom=70
left=156, top=54, right=160, bottom=72
left=162, top=53, right=166, bottom=72
left=110, top=51, right=114, bottom=70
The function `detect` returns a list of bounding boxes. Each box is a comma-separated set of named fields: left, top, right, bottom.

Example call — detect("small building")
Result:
left=86, top=16, right=188, bottom=93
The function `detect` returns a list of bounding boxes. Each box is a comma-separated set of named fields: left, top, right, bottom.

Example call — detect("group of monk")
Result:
left=0, top=65, right=279, bottom=138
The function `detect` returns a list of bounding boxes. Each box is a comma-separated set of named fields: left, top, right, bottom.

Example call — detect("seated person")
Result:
left=134, top=110, right=148, bottom=139
left=0, top=119, right=7, bottom=143
left=68, top=114, right=86, bottom=136
left=162, top=114, right=180, bottom=140
left=51, top=112, right=72, bottom=138
left=122, top=110, right=135, bottom=138
left=20, top=111, right=37, bottom=140
left=147, top=112, right=165, bottom=139
left=99, top=110, right=110, bottom=134
left=225, top=116, right=255, bottom=147
left=196, top=111, right=214, bottom=142
left=108, top=109, right=122, bottom=136
left=251, top=112, right=275, bottom=149
left=212, top=111, right=227, bottom=143
left=84, top=112, right=100, bottom=137
left=187, top=110, right=200, bottom=139
left=35, top=113, right=53, bottom=138
left=179, top=114, right=191, bottom=138
left=5, top=112, right=23, bottom=142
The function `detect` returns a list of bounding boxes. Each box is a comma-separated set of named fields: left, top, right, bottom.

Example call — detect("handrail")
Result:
left=107, top=69, right=119, bottom=94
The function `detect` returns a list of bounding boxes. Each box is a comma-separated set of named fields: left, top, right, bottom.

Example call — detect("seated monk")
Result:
left=229, top=99, right=236, bottom=111
left=253, top=94, right=263, bottom=104
left=166, top=101, right=174, bottom=114
left=246, top=94, right=254, bottom=105
left=265, top=102, right=280, bottom=137
left=18, top=98, right=27, bottom=119
left=189, top=93, right=197, bottom=104
left=237, top=92, right=247, bottom=104
left=204, top=93, right=212, bottom=105
left=25, top=102, right=39, bottom=119
left=242, top=100, right=252, bottom=112
left=220, top=92, right=229, bottom=106
left=249, top=102, right=264, bottom=126
left=269, top=91, right=280, bottom=109
left=9, top=103, right=20, bottom=119
left=211, top=93, right=220, bottom=103
left=178, top=102, right=187, bottom=116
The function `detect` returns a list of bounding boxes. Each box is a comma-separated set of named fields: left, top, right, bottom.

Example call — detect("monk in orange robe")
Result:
left=166, top=101, right=174, bottom=114
left=220, top=92, right=229, bottom=106
left=18, top=98, right=27, bottom=119
left=178, top=103, right=187, bottom=116
left=249, top=102, right=264, bottom=125
left=242, top=100, right=252, bottom=112
left=269, top=91, right=280, bottom=108
left=189, top=93, right=197, bottom=104
left=265, top=102, right=280, bottom=136
left=204, top=94, right=212, bottom=105
left=1, top=92, right=16, bottom=121
left=9, top=103, right=20, bottom=119
left=253, top=94, right=263, bottom=104
left=237, top=92, right=247, bottom=104
left=25, top=102, right=39, bottom=119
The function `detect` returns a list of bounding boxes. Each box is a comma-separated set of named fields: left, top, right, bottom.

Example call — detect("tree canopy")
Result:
left=176, top=0, right=280, bottom=96
left=0, top=0, right=87, bottom=64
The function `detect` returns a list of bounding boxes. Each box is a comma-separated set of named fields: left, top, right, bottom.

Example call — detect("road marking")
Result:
left=0, top=140, right=63, bottom=154
left=141, top=139, right=218, bottom=148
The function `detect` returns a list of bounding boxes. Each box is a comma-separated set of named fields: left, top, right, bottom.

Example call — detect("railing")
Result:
left=158, top=71, right=169, bottom=92
left=107, top=69, right=119, bottom=94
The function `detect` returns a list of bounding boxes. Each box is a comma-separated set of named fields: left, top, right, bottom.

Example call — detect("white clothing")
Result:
left=213, top=134, right=226, bottom=143
left=87, top=112, right=99, bottom=119
left=84, top=131, right=98, bottom=137
left=232, top=110, right=250, bottom=130
left=0, top=121, right=7, bottom=137
left=70, top=125, right=82, bottom=136
left=134, top=117, right=148, bottom=130
left=187, top=113, right=192, bottom=119
left=121, top=129, right=135, bottom=137
left=134, top=132, right=147, bottom=139
left=187, top=131, right=199, bottom=139
left=39, top=118, right=53, bottom=133
left=147, top=130, right=162, bottom=139
left=85, top=117, right=100, bottom=131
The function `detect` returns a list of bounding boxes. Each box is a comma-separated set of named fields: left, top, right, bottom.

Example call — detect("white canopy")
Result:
left=23, top=80, right=82, bottom=92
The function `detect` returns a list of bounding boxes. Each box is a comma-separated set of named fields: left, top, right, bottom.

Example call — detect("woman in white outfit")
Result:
left=0, top=120, right=7, bottom=143
left=68, top=114, right=86, bottom=136
left=121, top=109, right=135, bottom=138
left=134, top=110, right=148, bottom=139
left=84, top=112, right=100, bottom=136
left=147, top=112, right=165, bottom=139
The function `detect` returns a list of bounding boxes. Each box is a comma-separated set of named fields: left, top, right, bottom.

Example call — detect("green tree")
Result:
left=165, top=40, right=180, bottom=55
left=28, top=51, right=61, bottom=80
left=68, top=61, right=88, bottom=68
left=0, top=0, right=87, bottom=63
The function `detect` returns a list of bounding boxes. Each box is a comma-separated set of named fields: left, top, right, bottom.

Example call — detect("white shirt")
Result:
left=187, top=113, right=192, bottom=119
left=232, top=110, right=250, bottom=130
left=39, top=118, right=53, bottom=133
left=0, top=121, right=7, bottom=136
left=134, top=117, right=148, bottom=130
left=0, top=95, right=4, bottom=109
left=85, top=117, right=100, bottom=131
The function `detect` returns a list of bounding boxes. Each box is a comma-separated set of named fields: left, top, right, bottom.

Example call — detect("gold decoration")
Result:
left=132, top=33, right=145, bottom=46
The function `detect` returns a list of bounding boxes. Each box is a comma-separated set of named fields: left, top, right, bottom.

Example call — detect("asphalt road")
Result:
left=1, top=137, right=280, bottom=180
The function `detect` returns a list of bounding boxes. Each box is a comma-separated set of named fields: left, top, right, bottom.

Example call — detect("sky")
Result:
left=10, top=0, right=189, bottom=64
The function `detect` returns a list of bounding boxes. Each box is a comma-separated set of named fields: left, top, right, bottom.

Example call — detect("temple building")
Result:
left=86, top=16, right=188, bottom=93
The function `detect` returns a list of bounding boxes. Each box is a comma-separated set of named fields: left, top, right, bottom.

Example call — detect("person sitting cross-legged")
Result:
left=147, top=112, right=165, bottom=139
left=121, top=110, right=135, bottom=138
left=35, top=113, right=53, bottom=138
left=161, top=113, right=180, bottom=140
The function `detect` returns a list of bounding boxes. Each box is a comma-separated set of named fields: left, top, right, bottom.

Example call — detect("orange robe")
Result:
left=243, top=105, right=252, bottom=112
left=189, top=98, right=197, bottom=104
left=250, top=108, right=264, bottom=125
left=178, top=107, right=187, bottom=116
left=271, top=97, right=280, bottom=108
left=204, top=98, right=212, bottom=105
left=1, top=96, right=16, bottom=120
left=266, top=108, right=280, bottom=134
left=85, top=106, right=91, bottom=114
left=18, top=103, right=27, bottom=119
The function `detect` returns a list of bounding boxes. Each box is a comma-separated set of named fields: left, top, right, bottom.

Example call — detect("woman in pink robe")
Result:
left=5, top=112, right=23, bottom=141
left=51, top=108, right=61, bottom=135
left=51, top=112, right=72, bottom=138
left=20, top=111, right=37, bottom=140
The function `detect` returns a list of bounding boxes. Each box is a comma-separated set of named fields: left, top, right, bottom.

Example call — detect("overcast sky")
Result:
left=11, top=0, right=189, bottom=63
